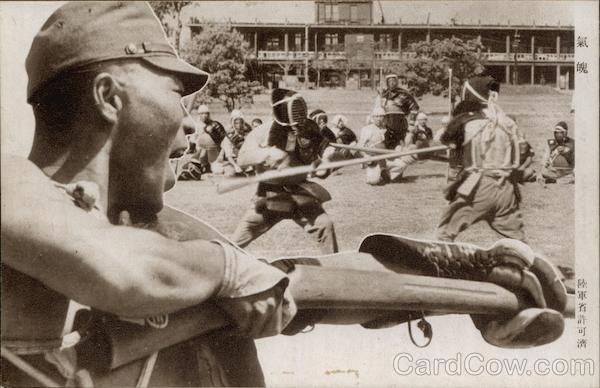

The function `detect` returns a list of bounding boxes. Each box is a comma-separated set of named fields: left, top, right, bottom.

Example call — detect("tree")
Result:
left=181, top=23, right=263, bottom=112
left=148, top=2, right=192, bottom=50
left=390, top=37, right=485, bottom=103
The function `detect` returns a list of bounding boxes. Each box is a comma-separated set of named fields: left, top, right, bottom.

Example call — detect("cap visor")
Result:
left=143, top=56, right=209, bottom=96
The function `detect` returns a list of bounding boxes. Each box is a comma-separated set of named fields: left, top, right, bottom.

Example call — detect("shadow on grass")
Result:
left=392, top=173, right=446, bottom=183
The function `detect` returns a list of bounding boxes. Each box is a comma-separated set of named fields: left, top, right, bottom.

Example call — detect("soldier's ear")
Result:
left=92, top=73, right=123, bottom=124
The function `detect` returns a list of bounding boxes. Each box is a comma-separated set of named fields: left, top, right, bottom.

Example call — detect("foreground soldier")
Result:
left=1, top=4, right=572, bottom=386
left=436, top=74, right=526, bottom=242
left=231, top=89, right=339, bottom=254
left=1, top=2, right=294, bottom=386
left=538, top=121, right=575, bottom=184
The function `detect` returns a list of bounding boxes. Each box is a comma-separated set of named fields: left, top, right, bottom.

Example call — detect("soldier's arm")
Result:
left=0, top=154, right=231, bottom=318
left=236, top=123, right=284, bottom=167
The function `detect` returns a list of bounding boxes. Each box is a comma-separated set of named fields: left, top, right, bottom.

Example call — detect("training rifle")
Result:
left=329, top=142, right=448, bottom=156
left=216, top=144, right=448, bottom=193
left=76, top=206, right=575, bottom=376
left=84, top=262, right=575, bottom=372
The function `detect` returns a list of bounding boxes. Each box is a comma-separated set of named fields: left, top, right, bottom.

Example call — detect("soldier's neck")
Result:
left=29, top=126, right=111, bottom=211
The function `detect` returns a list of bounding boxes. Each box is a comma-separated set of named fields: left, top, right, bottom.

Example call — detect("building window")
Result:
left=325, top=33, right=339, bottom=48
left=325, top=4, right=339, bottom=22
left=266, top=36, right=280, bottom=50
left=294, top=33, right=303, bottom=50
left=356, top=34, right=364, bottom=43
left=350, top=5, right=358, bottom=22
left=378, top=33, right=392, bottom=50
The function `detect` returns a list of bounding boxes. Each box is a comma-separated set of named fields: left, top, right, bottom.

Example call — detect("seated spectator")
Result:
left=538, top=121, right=575, bottom=184
left=309, top=109, right=336, bottom=143
left=405, top=112, right=433, bottom=149
left=213, top=110, right=252, bottom=176
left=322, top=114, right=358, bottom=161
left=190, top=104, right=226, bottom=174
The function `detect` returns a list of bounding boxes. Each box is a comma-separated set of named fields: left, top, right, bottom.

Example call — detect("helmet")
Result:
left=271, top=88, right=307, bottom=126
left=554, top=121, right=568, bottom=133
left=461, top=74, right=500, bottom=103
left=309, top=109, right=328, bottom=123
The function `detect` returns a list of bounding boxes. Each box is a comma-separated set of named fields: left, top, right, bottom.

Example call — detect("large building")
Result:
left=187, top=0, right=574, bottom=89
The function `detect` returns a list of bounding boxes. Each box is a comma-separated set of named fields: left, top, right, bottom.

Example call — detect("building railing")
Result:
left=317, top=51, right=345, bottom=60
left=255, top=50, right=574, bottom=62
left=481, top=52, right=575, bottom=62
left=257, top=51, right=315, bottom=60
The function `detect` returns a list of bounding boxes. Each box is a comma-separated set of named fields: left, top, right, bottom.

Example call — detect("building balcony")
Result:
left=254, top=50, right=574, bottom=63
left=481, top=52, right=575, bottom=62
left=256, top=50, right=315, bottom=60
left=317, top=51, right=346, bottom=60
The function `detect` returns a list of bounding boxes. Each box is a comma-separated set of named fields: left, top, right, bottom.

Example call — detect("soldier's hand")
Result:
left=217, top=285, right=296, bottom=338
left=311, top=158, right=330, bottom=178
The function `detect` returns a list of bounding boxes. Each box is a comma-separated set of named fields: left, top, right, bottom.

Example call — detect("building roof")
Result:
left=183, top=1, right=574, bottom=28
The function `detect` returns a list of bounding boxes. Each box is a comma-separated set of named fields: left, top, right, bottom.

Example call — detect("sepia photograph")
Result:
left=1, top=1, right=598, bottom=386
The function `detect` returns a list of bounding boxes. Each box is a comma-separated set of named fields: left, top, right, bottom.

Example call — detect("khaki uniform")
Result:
left=1, top=166, right=266, bottom=387
left=232, top=120, right=339, bottom=254
left=436, top=108, right=525, bottom=242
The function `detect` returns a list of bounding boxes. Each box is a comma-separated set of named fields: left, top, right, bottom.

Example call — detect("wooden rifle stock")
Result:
left=91, top=263, right=575, bottom=372
left=216, top=145, right=448, bottom=194
left=329, top=142, right=397, bottom=154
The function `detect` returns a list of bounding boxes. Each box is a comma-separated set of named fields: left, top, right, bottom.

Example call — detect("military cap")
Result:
left=26, top=1, right=209, bottom=102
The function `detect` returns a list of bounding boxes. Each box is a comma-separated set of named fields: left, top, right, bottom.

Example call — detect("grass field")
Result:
left=166, top=85, right=575, bottom=267
left=165, top=86, right=576, bottom=386
left=164, top=86, right=579, bottom=387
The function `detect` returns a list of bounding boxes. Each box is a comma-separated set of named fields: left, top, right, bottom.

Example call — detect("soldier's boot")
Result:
left=358, top=234, right=568, bottom=348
